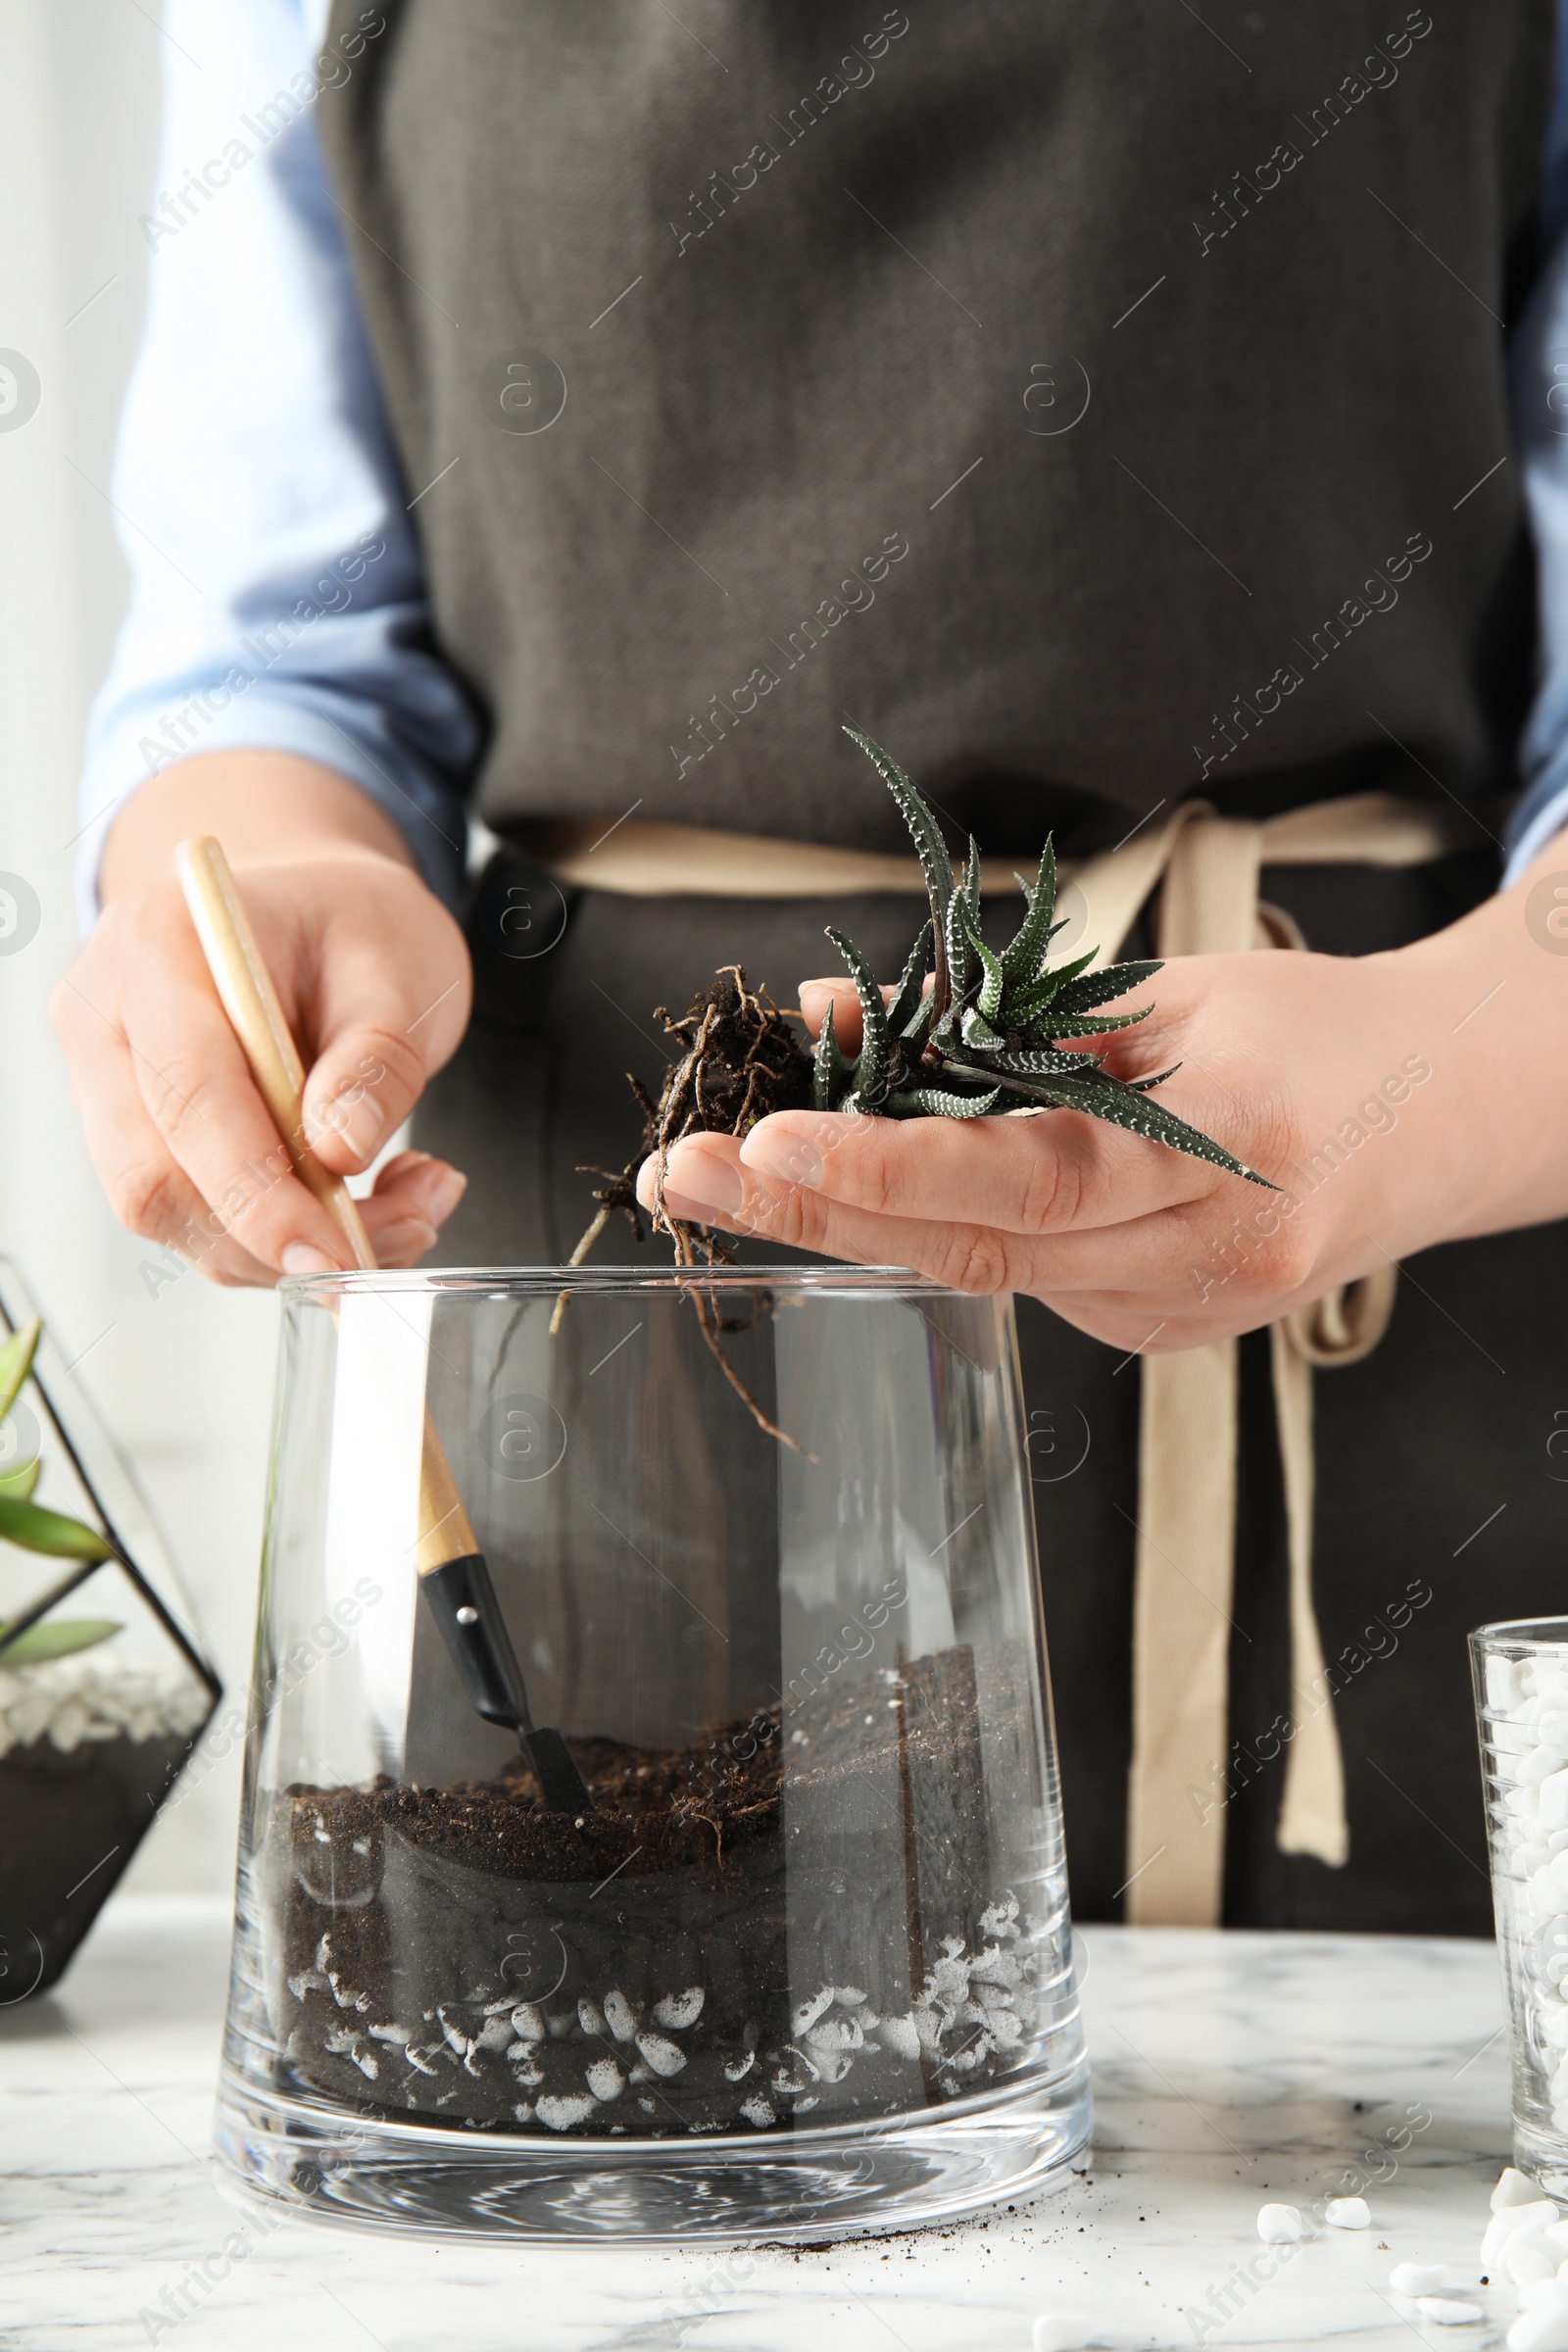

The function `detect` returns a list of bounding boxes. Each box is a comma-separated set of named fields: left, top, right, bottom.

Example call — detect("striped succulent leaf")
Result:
left=811, top=726, right=1271, bottom=1187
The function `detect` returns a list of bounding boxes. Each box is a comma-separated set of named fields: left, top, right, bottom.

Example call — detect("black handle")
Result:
left=420, top=1551, right=536, bottom=1734
left=418, top=1551, right=593, bottom=1814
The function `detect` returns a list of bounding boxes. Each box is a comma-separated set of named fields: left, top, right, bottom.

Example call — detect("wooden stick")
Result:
left=174, top=834, right=475, bottom=1570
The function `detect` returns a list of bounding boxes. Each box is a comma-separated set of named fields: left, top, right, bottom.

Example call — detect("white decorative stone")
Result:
left=1256, top=2203, right=1302, bottom=2244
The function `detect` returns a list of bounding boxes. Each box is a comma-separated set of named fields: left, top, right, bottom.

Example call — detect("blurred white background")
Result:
left=0, top=0, right=276, bottom=1892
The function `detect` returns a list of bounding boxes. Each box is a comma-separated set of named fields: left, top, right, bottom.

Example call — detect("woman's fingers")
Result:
left=299, top=878, right=470, bottom=1175
left=357, top=1151, right=467, bottom=1268
left=52, top=976, right=297, bottom=1285
left=55, top=859, right=474, bottom=1284
left=635, top=1132, right=1207, bottom=1298
left=118, top=923, right=360, bottom=1272
left=735, top=1102, right=1218, bottom=1236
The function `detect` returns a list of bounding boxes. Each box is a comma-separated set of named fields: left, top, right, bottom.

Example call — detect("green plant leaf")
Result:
left=841, top=727, right=954, bottom=927
left=961, top=836, right=982, bottom=921
left=887, top=920, right=933, bottom=1038
left=0, top=1457, right=41, bottom=1501
left=0, top=1494, right=115, bottom=1561
left=842, top=725, right=956, bottom=1019
left=1034, top=1005, right=1153, bottom=1040
left=960, top=1004, right=1006, bottom=1050
left=824, top=925, right=891, bottom=1107
left=975, top=1046, right=1105, bottom=1077
left=1043, top=959, right=1163, bottom=1018
left=943, top=889, right=973, bottom=1010
left=0, top=1617, right=121, bottom=1665
left=1006, top=948, right=1101, bottom=1026
left=889, top=1085, right=1002, bottom=1119
left=1000, top=841, right=1058, bottom=983
left=812, top=995, right=850, bottom=1112
left=984, top=1066, right=1271, bottom=1183
left=0, top=1319, right=40, bottom=1427
left=956, top=899, right=1006, bottom=1024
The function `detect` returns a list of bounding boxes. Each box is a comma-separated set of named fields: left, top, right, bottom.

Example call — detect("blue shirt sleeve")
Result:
left=1506, top=0, right=1568, bottom=883
left=76, top=0, right=480, bottom=929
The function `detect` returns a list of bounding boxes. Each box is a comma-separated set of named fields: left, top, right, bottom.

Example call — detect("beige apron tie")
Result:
left=525, top=788, right=1486, bottom=1923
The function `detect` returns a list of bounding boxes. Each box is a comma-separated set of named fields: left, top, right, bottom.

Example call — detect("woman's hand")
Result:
left=635, top=841, right=1568, bottom=1351
left=53, top=752, right=471, bottom=1286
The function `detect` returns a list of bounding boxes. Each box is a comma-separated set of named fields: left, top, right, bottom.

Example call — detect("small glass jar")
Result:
left=217, top=1266, right=1090, bottom=2240
left=1471, top=1617, right=1568, bottom=2192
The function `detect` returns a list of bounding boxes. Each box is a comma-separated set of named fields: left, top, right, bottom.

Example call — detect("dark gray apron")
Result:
left=317, top=0, right=1562, bottom=1929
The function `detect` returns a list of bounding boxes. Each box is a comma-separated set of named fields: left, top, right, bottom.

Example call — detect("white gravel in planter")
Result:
left=0, top=1656, right=208, bottom=1756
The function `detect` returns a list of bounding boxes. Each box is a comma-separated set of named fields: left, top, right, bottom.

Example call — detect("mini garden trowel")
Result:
left=174, top=833, right=593, bottom=1817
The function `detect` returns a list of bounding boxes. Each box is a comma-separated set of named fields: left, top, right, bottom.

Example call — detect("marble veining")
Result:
left=0, top=1895, right=1523, bottom=2349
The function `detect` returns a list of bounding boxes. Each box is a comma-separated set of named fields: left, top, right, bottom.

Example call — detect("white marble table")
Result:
left=0, top=1895, right=1524, bottom=2350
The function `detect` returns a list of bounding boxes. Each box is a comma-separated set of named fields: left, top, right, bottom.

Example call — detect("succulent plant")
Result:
left=820, top=727, right=1267, bottom=1183
left=0, top=1317, right=120, bottom=1665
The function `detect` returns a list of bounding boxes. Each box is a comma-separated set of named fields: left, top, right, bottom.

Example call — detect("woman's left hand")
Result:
left=636, top=843, right=1568, bottom=1352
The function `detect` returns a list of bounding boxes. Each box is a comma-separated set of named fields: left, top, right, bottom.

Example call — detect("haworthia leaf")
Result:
left=825, top=925, right=892, bottom=1108
left=841, top=726, right=955, bottom=929
left=0, top=1319, right=40, bottom=1428
left=812, top=996, right=849, bottom=1113
left=903, top=988, right=935, bottom=1048
left=0, top=1457, right=40, bottom=1502
left=1124, top=1061, right=1182, bottom=1095
left=944, top=889, right=973, bottom=1009
left=1000, top=840, right=1058, bottom=984
left=1006, top=947, right=1101, bottom=1025
left=887, top=920, right=933, bottom=1039
left=1044, top=958, right=1163, bottom=1017
left=960, top=1004, right=1006, bottom=1051
left=889, top=1085, right=1002, bottom=1119
left=961, top=836, right=982, bottom=920
left=974, top=1046, right=1107, bottom=1078
left=962, top=903, right=1007, bottom=1023
left=0, top=1494, right=115, bottom=1560
left=996, top=1068, right=1271, bottom=1184
left=1033, top=1004, right=1153, bottom=1040
left=0, top=1617, right=121, bottom=1665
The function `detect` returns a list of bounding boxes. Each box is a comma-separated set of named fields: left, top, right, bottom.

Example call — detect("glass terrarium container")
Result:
left=217, top=1266, right=1090, bottom=2241
left=0, top=1260, right=220, bottom=2000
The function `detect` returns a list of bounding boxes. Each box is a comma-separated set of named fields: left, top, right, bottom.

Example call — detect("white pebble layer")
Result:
left=0, top=1657, right=208, bottom=1756
left=1479, top=1653, right=1568, bottom=2142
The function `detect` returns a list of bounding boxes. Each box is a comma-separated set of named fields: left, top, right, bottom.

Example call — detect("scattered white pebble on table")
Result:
left=1325, top=2195, right=1370, bottom=2229
left=1512, top=2236, right=1563, bottom=2287
left=1392, top=2264, right=1476, bottom=2296
left=1501, top=2168, right=1548, bottom=2210
left=1256, top=2202, right=1303, bottom=2243
left=1414, top=2301, right=1486, bottom=2328
left=1510, top=2308, right=1568, bottom=2352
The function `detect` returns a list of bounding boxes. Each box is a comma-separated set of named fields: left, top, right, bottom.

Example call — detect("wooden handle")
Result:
left=174, top=835, right=377, bottom=1269
left=174, top=833, right=476, bottom=1569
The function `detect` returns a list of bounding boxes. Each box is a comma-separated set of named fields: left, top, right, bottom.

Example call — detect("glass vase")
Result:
left=216, top=1265, right=1090, bottom=2240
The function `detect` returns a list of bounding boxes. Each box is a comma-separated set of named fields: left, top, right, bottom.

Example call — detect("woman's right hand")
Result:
left=51, top=752, right=472, bottom=1286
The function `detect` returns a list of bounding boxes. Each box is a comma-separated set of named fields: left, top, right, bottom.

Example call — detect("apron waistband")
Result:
left=527, top=789, right=1494, bottom=1925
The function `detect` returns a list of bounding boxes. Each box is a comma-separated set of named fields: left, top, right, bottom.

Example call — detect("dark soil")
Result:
left=268, top=1644, right=1049, bottom=2138
left=0, top=1733, right=194, bottom=1997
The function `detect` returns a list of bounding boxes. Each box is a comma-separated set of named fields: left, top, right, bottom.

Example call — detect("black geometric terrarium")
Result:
left=0, top=1259, right=220, bottom=2001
